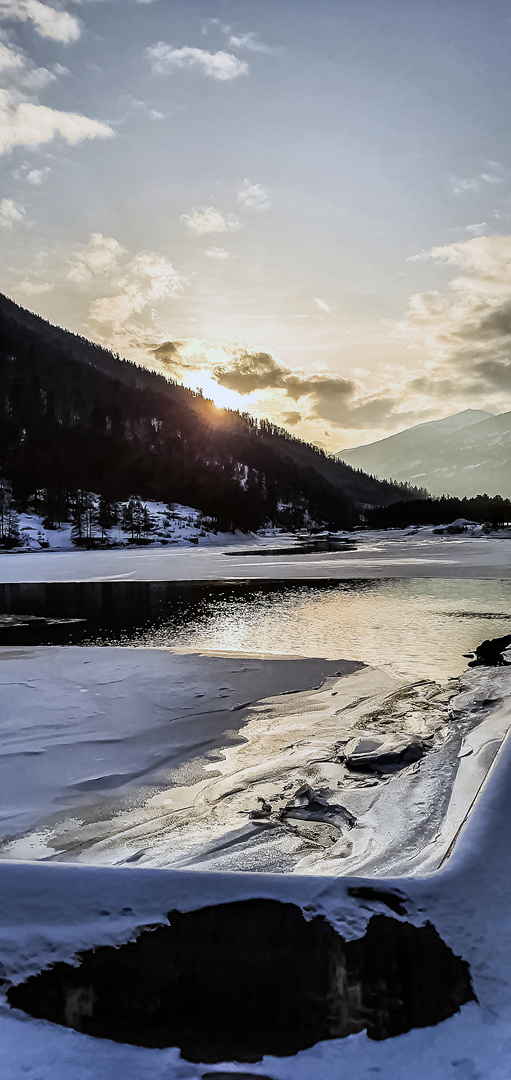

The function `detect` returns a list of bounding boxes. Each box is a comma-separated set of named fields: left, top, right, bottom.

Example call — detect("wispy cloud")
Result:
left=145, top=43, right=248, bottom=81
left=314, top=297, right=331, bottom=313
left=0, top=196, right=26, bottom=228
left=450, top=171, right=504, bottom=195
left=204, top=246, right=230, bottom=259
left=66, top=232, right=184, bottom=329
left=229, top=32, right=271, bottom=53
left=67, top=232, right=127, bottom=288
left=17, top=276, right=53, bottom=295
left=405, top=249, right=432, bottom=263
left=182, top=206, right=240, bottom=235
left=237, top=178, right=271, bottom=211
left=397, top=235, right=511, bottom=397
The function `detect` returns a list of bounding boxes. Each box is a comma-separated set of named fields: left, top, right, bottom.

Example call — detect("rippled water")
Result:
left=94, top=578, right=511, bottom=681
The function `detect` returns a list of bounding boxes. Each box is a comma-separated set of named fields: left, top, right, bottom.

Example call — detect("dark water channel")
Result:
left=8, top=899, right=474, bottom=1062
left=1, top=577, right=510, bottom=678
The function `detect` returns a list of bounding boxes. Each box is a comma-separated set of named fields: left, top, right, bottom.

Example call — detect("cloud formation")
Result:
left=182, top=206, right=240, bottom=235
left=145, top=43, right=248, bottom=80
left=211, top=349, right=396, bottom=428
left=237, top=178, right=271, bottom=211
left=314, top=297, right=331, bottom=313
left=0, top=196, right=26, bottom=228
left=229, top=32, right=271, bottom=53
left=0, top=91, right=113, bottom=153
left=66, top=232, right=184, bottom=329
left=398, top=235, right=511, bottom=396
left=67, top=232, right=126, bottom=287
left=204, top=246, right=230, bottom=259
left=27, top=167, right=50, bottom=184
left=0, top=1, right=80, bottom=42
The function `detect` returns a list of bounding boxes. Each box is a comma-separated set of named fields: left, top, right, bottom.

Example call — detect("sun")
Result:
left=185, top=373, right=256, bottom=413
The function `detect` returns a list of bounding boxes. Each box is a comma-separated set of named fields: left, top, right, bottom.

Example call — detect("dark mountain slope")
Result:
left=0, top=293, right=411, bottom=530
left=337, top=409, right=511, bottom=498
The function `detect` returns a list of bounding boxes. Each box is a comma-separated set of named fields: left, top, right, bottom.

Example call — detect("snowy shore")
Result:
left=0, top=645, right=508, bottom=878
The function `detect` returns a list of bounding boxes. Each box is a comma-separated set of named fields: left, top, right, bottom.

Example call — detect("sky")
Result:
left=1, top=0, right=511, bottom=450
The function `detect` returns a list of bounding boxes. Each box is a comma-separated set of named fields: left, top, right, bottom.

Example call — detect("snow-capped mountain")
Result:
left=337, top=410, right=511, bottom=497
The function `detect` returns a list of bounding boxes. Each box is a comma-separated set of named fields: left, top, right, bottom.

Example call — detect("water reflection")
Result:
left=0, top=578, right=509, bottom=679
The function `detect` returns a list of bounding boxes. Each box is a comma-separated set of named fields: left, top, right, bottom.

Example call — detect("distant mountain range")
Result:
left=0, top=293, right=411, bottom=532
left=337, top=409, right=511, bottom=498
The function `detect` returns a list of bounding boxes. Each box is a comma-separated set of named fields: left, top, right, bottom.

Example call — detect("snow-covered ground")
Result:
left=15, top=502, right=243, bottom=553
left=1, top=709, right=511, bottom=1079
left=0, top=527, right=509, bottom=581
left=0, top=648, right=507, bottom=881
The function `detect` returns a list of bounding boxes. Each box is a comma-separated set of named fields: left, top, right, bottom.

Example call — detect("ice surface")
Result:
left=0, top=528, right=510, bottom=582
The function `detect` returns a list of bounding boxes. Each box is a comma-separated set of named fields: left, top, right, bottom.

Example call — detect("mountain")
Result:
left=0, top=293, right=411, bottom=532
left=337, top=410, right=511, bottom=498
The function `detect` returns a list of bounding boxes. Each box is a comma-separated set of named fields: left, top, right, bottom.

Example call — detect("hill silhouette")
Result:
left=0, top=293, right=415, bottom=531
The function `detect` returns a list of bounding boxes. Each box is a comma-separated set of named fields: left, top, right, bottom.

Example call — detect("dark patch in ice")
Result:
left=347, top=886, right=408, bottom=916
left=7, top=899, right=475, bottom=1063
left=202, top=1075, right=275, bottom=1080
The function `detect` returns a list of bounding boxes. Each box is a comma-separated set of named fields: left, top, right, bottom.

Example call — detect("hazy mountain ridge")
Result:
left=337, top=410, right=511, bottom=498
left=0, top=294, right=412, bottom=531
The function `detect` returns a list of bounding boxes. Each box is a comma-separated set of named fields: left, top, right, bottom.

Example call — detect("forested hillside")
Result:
left=0, top=294, right=412, bottom=532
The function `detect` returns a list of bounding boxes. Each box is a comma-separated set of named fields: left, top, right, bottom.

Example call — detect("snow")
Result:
left=0, top=528, right=510, bottom=582
left=15, top=502, right=236, bottom=554
left=0, top=648, right=508, bottom=882
left=2, top=723, right=511, bottom=1077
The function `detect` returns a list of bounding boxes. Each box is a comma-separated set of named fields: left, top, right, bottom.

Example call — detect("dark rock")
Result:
left=343, top=735, right=425, bottom=773
left=467, top=634, right=511, bottom=667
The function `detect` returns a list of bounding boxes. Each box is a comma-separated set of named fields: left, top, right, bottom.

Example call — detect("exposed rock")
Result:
left=467, top=634, right=511, bottom=667
left=343, top=734, right=425, bottom=773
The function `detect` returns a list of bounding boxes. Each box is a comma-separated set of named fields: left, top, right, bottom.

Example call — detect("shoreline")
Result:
left=1, top=643, right=508, bottom=877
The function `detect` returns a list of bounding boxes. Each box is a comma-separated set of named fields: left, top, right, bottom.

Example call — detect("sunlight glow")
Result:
left=184, top=373, right=259, bottom=412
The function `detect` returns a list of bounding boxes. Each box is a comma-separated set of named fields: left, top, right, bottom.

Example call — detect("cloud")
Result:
left=397, top=235, right=511, bottom=395
left=282, top=411, right=301, bottom=426
left=17, top=276, right=53, bottom=295
left=67, top=232, right=126, bottom=287
left=314, top=297, right=331, bottom=313
left=89, top=252, right=183, bottom=327
left=237, top=178, right=271, bottom=211
left=0, top=196, right=26, bottom=227
left=145, top=42, right=248, bottom=80
left=0, top=39, right=56, bottom=97
left=211, top=349, right=396, bottom=428
left=0, top=1, right=80, bottom=42
left=204, top=246, right=230, bottom=259
left=406, top=249, right=431, bottom=263
left=229, top=32, right=271, bottom=53
left=450, top=171, right=504, bottom=195
left=182, top=206, right=240, bottom=235
left=27, top=167, right=50, bottom=183
left=0, top=91, right=114, bottom=153
left=465, top=222, right=488, bottom=236
left=152, top=340, right=182, bottom=359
